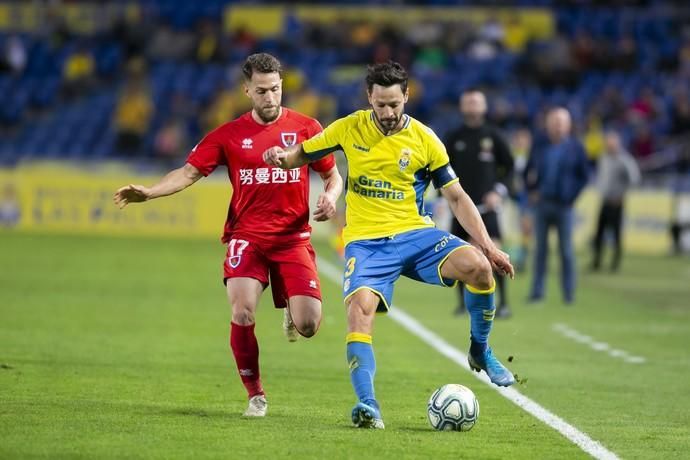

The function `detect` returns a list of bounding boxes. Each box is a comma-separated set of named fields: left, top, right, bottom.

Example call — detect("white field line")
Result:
left=318, top=257, right=619, bottom=460
left=552, top=323, right=646, bottom=364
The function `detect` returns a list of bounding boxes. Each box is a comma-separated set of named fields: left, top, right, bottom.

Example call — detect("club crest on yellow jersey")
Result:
left=398, top=148, right=412, bottom=171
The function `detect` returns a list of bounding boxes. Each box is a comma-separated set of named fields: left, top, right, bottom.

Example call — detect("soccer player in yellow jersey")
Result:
left=264, top=61, right=515, bottom=429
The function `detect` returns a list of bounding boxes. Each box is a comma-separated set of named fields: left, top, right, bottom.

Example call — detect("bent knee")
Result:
left=295, top=317, right=319, bottom=338
left=231, top=302, right=256, bottom=325
left=347, top=293, right=378, bottom=319
left=464, top=251, right=494, bottom=291
left=346, top=291, right=379, bottom=332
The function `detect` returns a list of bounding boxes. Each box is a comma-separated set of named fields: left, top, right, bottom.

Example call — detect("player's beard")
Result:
left=374, top=112, right=401, bottom=134
left=257, top=105, right=280, bottom=123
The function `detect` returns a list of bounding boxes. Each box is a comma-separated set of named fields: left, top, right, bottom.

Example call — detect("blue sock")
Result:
left=464, top=281, right=496, bottom=354
left=346, top=333, right=378, bottom=410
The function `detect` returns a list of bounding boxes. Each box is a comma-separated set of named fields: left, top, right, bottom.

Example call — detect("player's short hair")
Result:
left=366, top=61, right=408, bottom=94
left=462, top=87, right=484, bottom=96
left=242, top=53, right=282, bottom=80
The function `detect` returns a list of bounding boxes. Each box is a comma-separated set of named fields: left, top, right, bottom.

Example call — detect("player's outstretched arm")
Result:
left=263, top=144, right=310, bottom=170
left=441, top=182, right=515, bottom=279
left=113, top=163, right=203, bottom=209
left=313, top=165, right=343, bottom=222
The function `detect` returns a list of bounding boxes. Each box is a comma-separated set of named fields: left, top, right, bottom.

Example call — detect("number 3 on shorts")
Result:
left=228, top=239, right=249, bottom=268
left=344, top=257, right=356, bottom=278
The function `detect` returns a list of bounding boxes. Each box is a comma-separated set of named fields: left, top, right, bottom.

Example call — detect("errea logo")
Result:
left=242, top=138, right=253, bottom=149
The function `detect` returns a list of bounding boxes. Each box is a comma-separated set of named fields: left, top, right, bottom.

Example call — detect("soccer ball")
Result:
left=427, top=384, right=479, bottom=432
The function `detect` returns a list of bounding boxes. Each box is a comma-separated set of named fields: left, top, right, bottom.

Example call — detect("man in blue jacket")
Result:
left=524, top=107, right=590, bottom=304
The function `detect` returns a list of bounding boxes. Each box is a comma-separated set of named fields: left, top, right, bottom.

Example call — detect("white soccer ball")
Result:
left=427, top=384, right=479, bottom=432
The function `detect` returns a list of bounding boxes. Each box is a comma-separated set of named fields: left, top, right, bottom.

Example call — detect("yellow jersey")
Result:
left=302, top=110, right=458, bottom=244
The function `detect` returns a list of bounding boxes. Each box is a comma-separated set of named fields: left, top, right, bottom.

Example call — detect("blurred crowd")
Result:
left=0, top=1, right=689, bottom=180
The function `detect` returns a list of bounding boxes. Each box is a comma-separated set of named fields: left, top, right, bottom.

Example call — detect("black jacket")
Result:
left=443, top=123, right=514, bottom=204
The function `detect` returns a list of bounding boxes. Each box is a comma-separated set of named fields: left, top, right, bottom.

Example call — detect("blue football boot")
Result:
left=351, top=401, right=385, bottom=429
left=468, top=346, right=516, bottom=387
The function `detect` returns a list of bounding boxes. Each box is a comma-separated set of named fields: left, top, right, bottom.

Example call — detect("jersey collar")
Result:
left=248, top=107, right=285, bottom=127
left=369, top=111, right=411, bottom=136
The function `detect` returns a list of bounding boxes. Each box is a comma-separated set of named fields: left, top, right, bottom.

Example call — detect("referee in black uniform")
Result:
left=444, top=89, right=514, bottom=318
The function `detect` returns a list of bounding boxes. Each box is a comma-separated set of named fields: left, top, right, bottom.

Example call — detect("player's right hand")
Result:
left=113, top=184, right=152, bottom=209
left=263, top=146, right=288, bottom=167
left=484, top=246, right=515, bottom=280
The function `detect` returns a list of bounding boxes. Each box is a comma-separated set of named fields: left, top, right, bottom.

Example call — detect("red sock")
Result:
left=230, top=322, right=264, bottom=398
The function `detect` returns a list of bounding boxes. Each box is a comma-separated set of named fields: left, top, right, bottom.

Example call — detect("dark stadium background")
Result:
left=1, top=2, right=690, bottom=459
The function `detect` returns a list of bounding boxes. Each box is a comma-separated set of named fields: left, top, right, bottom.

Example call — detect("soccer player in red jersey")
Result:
left=113, top=53, right=343, bottom=417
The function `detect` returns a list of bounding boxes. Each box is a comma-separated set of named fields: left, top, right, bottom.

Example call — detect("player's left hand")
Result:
left=113, top=184, right=152, bottom=209
left=313, top=192, right=336, bottom=222
left=263, top=146, right=287, bottom=167
left=484, top=246, right=515, bottom=280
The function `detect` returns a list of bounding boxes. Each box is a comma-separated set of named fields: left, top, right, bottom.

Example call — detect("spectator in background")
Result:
left=670, top=87, right=690, bottom=136
left=43, top=6, right=71, bottom=50
left=464, top=17, right=504, bottom=61
left=571, top=30, right=596, bottom=73
left=154, top=117, right=188, bottom=167
left=630, top=122, right=655, bottom=160
left=230, top=26, right=257, bottom=55
left=503, top=15, right=529, bottom=52
left=147, top=21, right=195, bottom=61
left=0, top=183, right=20, bottom=228
left=195, top=19, right=224, bottom=63
left=509, top=128, right=533, bottom=273
left=594, top=85, right=627, bottom=125
left=62, top=43, right=95, bottom=99
left=678, top=39, right=690, bottom=78
left=110, top=7, right=147, bottom=59
left=478, top=17, right=505, bottom=47
left=414, top=44, right=447, bottom=72
left=629, top=86, right=661, bottom=122
left=613, top=35, right=638, bottom=72
left=282, top=69, right=317, bottom=117
left=282, top=68, right=338, bottom=124
left=201, top=84, right=238, bottom=135
left=525, top=108, right=590, bottom=305
left=113, top=80, right=153, bottom=156
left=445, top=89, right=514, bottom=318
left=526, top=34, right=578, bottom=89
left=591, top=131, right=641, bottom=272
left=465, top=20, right=501, bottom=61
left=583, top=115, right=605, bottom=164
left=670, top=145, right=690, bottom=255
left=0, top=35, right=27, bottom=76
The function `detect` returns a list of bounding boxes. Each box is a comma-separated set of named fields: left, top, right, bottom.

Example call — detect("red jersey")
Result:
left=187, top=108, right=335, bottom=244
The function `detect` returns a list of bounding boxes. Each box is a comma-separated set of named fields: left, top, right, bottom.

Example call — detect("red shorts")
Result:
left=223, top=236, right=322, bottom=309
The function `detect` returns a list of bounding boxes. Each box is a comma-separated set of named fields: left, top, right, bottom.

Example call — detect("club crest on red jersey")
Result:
left=227, top=239, right=248, bottom=269
left=228, top=255, right=242, bottom=268
left=281, top=132, right=297, bottom=147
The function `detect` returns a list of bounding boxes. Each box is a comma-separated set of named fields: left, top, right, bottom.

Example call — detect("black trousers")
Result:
left=592, top=201, right=624, bottom=270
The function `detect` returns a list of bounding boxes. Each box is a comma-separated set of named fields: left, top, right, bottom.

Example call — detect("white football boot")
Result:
left=283, top=308, right=299, bottom=343
left=243, top=394, right=268, bottom=417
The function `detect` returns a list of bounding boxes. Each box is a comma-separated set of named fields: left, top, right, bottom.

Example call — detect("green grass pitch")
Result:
left=1, top=232, right=689, bottom=459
